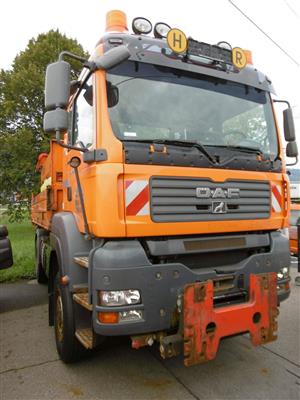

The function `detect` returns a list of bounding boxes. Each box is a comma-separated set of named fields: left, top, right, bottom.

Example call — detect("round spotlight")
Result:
left=216, top=41, right=232, bottom=50
left=154, top=22, right=171, bottom=39
left=132, top=17, right=152, bottom=35
left=68, top=156, right=81, bottom=169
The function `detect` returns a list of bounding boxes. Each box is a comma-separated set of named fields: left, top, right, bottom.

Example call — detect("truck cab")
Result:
left=32, top=11, right=297, bottom=365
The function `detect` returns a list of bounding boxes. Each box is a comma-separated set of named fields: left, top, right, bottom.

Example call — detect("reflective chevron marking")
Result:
left=125, top=180, right=149, bottom=216
left=271, top=184, right=282, bottom=213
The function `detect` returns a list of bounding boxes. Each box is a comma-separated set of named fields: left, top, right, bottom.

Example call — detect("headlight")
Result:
left=277, top=267, right=289, bottom=280
left=99, top=290, right=141, bottom=306
left=119, top=310, right=143, bottom=322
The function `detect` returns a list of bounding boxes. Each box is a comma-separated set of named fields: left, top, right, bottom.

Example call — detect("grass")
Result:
left=0, top=212, right=35, bottom=282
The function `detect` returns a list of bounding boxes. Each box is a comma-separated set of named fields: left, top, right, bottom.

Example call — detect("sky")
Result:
left=1, top=0, right=299, bottom=168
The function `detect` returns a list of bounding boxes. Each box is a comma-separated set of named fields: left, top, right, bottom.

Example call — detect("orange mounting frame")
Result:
left=183, top=272, right=278, bottom=366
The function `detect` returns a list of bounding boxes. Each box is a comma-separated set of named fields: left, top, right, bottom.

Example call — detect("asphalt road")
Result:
left=0, top=259, right=299, bottom=400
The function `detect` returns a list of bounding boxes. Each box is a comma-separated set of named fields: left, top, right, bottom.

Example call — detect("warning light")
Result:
left=106, top=10, right=128, bottom=33
left=243, top=49, right=253, bottom=65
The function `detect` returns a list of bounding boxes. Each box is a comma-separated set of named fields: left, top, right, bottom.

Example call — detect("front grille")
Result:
left=150, top=177, right=270, bottom=222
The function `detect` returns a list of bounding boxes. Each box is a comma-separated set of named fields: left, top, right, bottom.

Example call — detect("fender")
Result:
left=49, top=212, right=92, bottom=286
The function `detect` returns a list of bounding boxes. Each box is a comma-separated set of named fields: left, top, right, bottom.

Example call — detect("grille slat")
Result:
left=152, top=188, right=269, bottom=198
left=152, top=197, right=270, bottom=206
left=151, top=177, right=270, bottom=222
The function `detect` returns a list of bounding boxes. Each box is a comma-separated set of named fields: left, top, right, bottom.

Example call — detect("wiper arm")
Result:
left=122, top=138, right=217, bottom=163
left=207, top=145, right=263, bottom=155
left=140, top=139, right=217, bottom=164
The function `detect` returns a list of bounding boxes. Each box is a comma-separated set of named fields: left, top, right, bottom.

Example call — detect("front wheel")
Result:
left=54, top=275, right=87, bottom=363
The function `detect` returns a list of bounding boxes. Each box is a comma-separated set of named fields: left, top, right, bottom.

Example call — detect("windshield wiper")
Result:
left=123, top=139, right=217, bottom=164
left=206, top=144, right=264, bottom=155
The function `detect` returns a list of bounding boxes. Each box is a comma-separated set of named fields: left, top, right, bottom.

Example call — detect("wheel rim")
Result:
left=55, top=291, right=64, bottom=343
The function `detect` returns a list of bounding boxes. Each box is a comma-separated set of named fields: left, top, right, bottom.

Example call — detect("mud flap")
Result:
left=183, top=273, right=278, bottom=367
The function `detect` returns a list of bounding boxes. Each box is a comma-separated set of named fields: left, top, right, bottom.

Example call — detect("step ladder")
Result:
left=73, top=256, right=94, bottom=349
left=73, top=256, right=88, bottom=268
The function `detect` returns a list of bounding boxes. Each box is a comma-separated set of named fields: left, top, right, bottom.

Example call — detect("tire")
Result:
left=35, top=238, right=48, bottom=284
left=53, top=274, right=87, bottom=363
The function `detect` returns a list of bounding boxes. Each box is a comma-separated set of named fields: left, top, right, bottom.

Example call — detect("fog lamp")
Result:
left=99, top=290, right=141, bottom=306
left=119, top=310, right=143, bottom=322
left=154, top=22, right=171, bottom=38
left=132, top=17, right=152, bottom=35
left=277, top=267, right=289, bottom=280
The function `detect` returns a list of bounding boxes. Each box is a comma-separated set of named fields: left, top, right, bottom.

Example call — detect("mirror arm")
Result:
left=58, top=51, right=87, bottom=63
left=273, top=99, right=291, bottom=108
left=286, top=156, right=298, bottom=166
left=55, top=130, right=88, bottom=153
left=58, top=51, right=97, bottom=72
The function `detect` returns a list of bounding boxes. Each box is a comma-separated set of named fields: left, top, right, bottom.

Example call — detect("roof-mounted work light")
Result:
left=132, top=17, right=152, bottom=35
left=216, top=41, right=232, bottom=50
left=154, top=22, right=171, bottom=39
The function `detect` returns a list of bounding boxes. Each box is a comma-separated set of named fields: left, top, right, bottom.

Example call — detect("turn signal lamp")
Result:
left=132, top=17, right=152, bottom=35
left=244, top=49, right=253, bottom=65
left=98, top=312, right=119, bottom=324
left=154, top=22, right=171, bottom=39
left=106, top=10, right=128, bottom=32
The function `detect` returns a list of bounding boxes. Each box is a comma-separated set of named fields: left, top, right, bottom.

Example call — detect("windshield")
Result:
left=107, top=61, right=278, bottom=158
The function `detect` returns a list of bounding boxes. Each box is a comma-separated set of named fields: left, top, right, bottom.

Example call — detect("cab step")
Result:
left=72, top=283, right=88, bottom=294
left=75, top=328, right=94, bottom=349
left=73, top=292, right=92, bottom=311
left=73, top=256, right=88, bottom=268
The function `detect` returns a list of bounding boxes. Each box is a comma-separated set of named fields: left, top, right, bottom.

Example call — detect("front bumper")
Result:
left=89, top=231, right=290, bottom=336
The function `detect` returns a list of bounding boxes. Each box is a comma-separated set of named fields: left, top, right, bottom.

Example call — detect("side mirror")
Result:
left=107, top=82, right=119, bottom=108
left=286, top=141, right=298, bottom=158
left=0, top=225, right=13, bottom=270
left=45, top=61, right=71, bottom=110
left=286, top=141, right=298, bottom=166
left=43, top=109, right=69, bottom=135
left=95, top=45, right=130, bottom=71
left=283, top=108, right=296, bottom=142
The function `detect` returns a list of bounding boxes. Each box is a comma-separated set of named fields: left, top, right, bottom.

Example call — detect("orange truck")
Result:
left=31, top=11, right=298, bottom=366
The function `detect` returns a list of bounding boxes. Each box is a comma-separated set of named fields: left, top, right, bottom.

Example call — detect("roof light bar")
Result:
left=154, top=22, right=171, bottom=39
left=132, top=17, right=152, bottom=35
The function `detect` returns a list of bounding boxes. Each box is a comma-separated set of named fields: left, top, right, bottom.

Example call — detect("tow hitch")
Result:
left=183, top=272, right=278, bottom=366
left=131, top=273, right=278, bottom=367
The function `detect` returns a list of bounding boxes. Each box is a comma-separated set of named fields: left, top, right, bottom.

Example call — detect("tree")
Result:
left=0, top=30, right=88, bottom=221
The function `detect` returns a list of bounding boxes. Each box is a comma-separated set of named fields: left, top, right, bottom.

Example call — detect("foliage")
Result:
left=0, top=212, right=35, bottom=282
left=0, top=30, right=88, bottom=221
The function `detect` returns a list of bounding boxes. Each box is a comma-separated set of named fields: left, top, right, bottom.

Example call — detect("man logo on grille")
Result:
left=212, top=201, right=227, bottom=214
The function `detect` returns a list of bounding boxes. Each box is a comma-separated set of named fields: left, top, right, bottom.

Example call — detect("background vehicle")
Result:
left=289, top=203, right=300, bottom=256
left=0, top=225, right=13, bottom=269
left=287, top=168, right=300, bottom=200
left=31, top=10, right=297, bottom=366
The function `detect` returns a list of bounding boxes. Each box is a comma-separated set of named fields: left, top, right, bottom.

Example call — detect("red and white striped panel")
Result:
left=125, top=180, right=149, bottom=216
left=271, top=184, right=282, bottom=213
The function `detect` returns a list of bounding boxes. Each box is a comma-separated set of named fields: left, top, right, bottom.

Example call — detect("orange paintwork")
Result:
left=289, top=203, right=300, bottom=255
left=31, top=23, right=290, bottom=240
left=183, top=273, right=278, bottom=366
left=31, top=141, right=64, bottom=229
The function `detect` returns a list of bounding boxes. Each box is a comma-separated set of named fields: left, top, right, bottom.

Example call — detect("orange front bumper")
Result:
left=183, top=273, right=278, bottom=366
